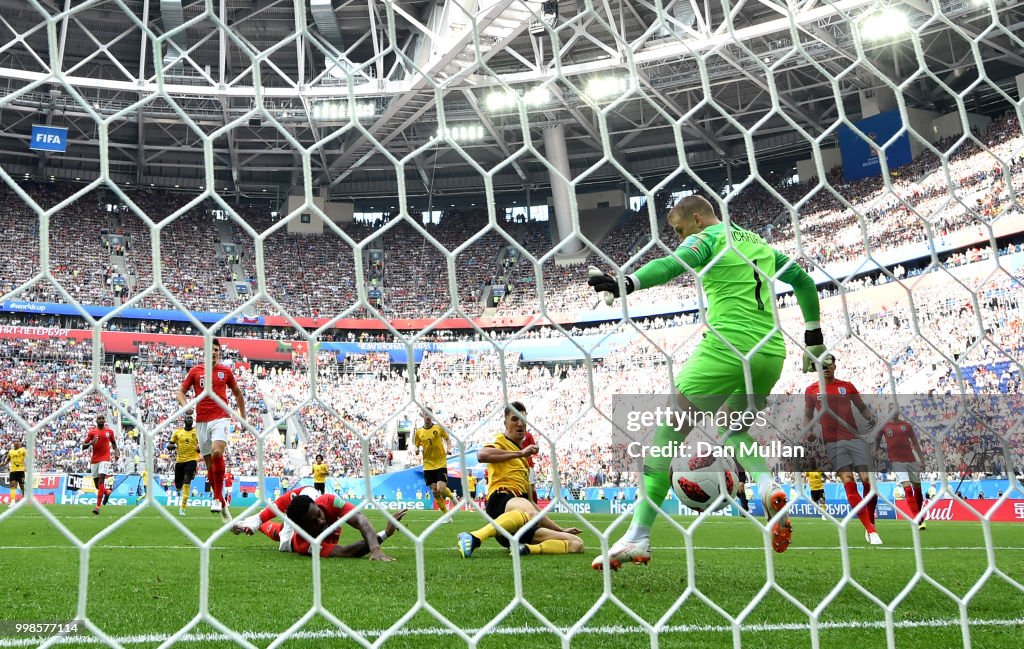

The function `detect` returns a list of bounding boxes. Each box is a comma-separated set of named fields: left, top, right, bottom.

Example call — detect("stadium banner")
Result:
left=838, top=109, right=913, bottom=182
left=0, top=301, right=266, bottom=326
left=29, top=124, right=69, bottom=152
left=0, top=327, right=637, bottom=363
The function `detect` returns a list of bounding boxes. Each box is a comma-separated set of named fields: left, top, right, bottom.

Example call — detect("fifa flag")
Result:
left=239, top=480, right=258, bottom=495
left=838, top=109, right=912, bottom=182
left=30, top=125, right=69, bottom=152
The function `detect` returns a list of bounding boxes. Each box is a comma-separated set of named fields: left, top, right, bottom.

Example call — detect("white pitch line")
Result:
left=0, top=616, right=1021, bottom=647
left=1, top=545, right=1022, bottom=552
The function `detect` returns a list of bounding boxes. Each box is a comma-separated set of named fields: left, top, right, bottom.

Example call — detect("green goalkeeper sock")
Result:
left=627, top=423, right=677, bottom=539
left=722, top=431, right=772, bottom=490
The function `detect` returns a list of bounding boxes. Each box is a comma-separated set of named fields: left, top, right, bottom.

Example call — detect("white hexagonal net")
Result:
left=0, top=0, right=1023, bottom=647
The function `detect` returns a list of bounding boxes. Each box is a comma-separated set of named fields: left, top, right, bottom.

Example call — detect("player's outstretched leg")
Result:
left=458, top=510, right=530, bottom=558
left=517, top=528, right=585, bottom=556
left=92, top=476, right=105, bottom=515
left=591, top=421, right=675, bottom=571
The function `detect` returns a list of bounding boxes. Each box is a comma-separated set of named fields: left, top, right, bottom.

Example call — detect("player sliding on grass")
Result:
left=587, top=195, right=826, bottom=570
left=457, top=401, right=584, bottom=558
left=231, top=487, right=405, bottom=560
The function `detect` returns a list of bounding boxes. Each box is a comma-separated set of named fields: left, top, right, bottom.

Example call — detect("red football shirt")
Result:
left=805, top=380, right=865, bottom=443
left=85, top=428, right=116, bottom=463
left=180, top=364, right=239, bottom=422
left=881, top=419, right=917, bottom=462
left=290, top=493, right=356, bottom=557
left=521, top=431, right=537, bottom=468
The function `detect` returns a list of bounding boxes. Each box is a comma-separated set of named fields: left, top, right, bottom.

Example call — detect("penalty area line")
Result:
left=0, top=617, right=1022, bottom=646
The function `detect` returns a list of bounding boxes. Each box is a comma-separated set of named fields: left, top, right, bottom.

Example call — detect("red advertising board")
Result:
left=0, top=326, right=292, bottom=362
left=898, top=499, right=1024, bottom=523
left=0, top=493, right=55, bottom=504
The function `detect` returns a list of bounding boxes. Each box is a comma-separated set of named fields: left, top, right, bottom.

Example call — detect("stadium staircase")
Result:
left=256, top=379, right=308, bottom=476
left=113, top=373, right=138, bottom=428
left=214, top=219, right=254, bottom=314
left=103, top=212, right=130, bottom=305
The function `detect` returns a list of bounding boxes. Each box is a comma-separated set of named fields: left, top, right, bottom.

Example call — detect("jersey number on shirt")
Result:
left=752, top=260, right=765, bottom=311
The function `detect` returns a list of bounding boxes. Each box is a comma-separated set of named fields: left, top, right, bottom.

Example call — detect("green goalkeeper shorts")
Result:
left=674, top=339, right=784, bottom=414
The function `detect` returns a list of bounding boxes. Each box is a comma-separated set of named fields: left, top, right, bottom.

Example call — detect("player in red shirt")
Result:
left=521, top=429, right=540, bottom=502
left=877, top=413, right=926, bottom=530
left=224, top=471, right=234, bottom=506
left=82, top=415, right=119, bottom=516
left=803, top=354, right=882, bottom=544
left=175, top=338, right=246, bottom=522
left=230, top=487, right=404, bottom=560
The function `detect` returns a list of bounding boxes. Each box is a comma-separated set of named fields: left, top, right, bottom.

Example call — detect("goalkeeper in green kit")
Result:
left=587, top=195, right=826, bottom=570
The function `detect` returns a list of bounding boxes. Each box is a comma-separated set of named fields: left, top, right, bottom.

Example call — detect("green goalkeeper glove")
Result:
left=801, top=327, right=827, bottom=373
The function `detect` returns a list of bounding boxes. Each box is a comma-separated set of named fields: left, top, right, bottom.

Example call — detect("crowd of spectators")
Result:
left=0, top=112, right=1018, bottom=323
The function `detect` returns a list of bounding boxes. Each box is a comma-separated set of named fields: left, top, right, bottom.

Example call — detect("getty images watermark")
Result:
left=609, top=393, right=1024, bottom=474
left=621, top=406, right=801, bottom=461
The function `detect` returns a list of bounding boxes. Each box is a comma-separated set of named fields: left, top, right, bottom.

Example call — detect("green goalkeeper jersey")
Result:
left=631, top=222, right=819, bottom=358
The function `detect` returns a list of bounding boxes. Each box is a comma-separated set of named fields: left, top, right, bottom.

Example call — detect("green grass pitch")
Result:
left=1, top=504, right=1022, bottom=648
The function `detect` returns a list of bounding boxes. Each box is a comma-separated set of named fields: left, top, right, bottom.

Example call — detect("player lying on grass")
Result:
left=232, top=487, right=405, bottom=560
left=587, top=195, right=825, bottom=570
left=458, top=401, right=584, bottom=557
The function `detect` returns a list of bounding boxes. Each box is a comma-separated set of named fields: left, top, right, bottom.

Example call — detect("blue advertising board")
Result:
left=838, top=110, right=913, bottom=182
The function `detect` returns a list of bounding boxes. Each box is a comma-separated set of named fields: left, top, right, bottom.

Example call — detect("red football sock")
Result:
left=914, top=485, right=924, bottom=514
left=862, top=482, right=877, bottom=524
left=211, top=456, right=225, bottom=504
left=909, top=483, right=925, bottom=517
left=95, top=483, right=105, bottom=510
left=844, top=481, right=875, bottom=533
left=260, top=521, right=283, bottom=541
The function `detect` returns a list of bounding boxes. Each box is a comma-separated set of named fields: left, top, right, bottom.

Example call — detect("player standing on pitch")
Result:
left=587, top=195, right=826, bottom=569
left=82, top=415, right=118, bottom=516
left=311, top=454, right=329, bottom=494
left=413, top=411, right=455, bottom=520
left=175, top=338, right=246, bottom=523
left=805, top=471, right=827, bottom=519
left=877, top=411, right=926, bottom=530
left=167, top=415, right=200, bottom=516
left=1, top=439, right=27, bottom=507
left=802, top=354, right=881, bottom=544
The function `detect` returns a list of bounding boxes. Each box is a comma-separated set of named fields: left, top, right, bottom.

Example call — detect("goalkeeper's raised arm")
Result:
left=587, top=195, right=826, bottom=372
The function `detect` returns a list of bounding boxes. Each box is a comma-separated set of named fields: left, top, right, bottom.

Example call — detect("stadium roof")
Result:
left=0, top=0, right=1022, bottom=205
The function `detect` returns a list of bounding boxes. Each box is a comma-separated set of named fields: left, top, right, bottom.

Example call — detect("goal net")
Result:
left=0, top=0, right=1022, bottom=647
